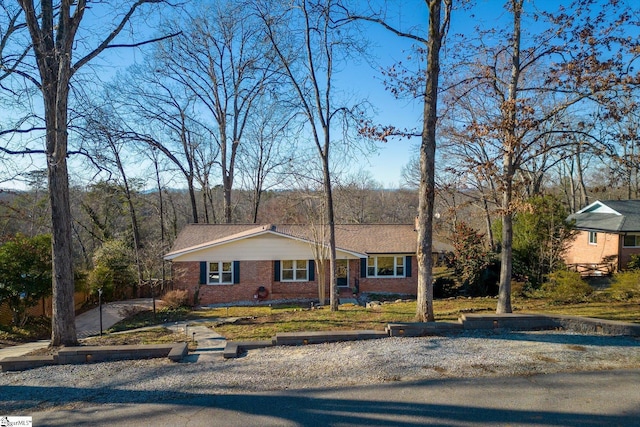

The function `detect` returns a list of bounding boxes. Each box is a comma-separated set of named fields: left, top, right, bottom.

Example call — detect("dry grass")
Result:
left=19, top=295, right=640, bottom=349
left=83, top=328, right=194, bottom=348
left=26, top=328, right=197, bottom=356
left=212, top=297, right=640, bottom=341
left=517, top=299, right=640, bottom=323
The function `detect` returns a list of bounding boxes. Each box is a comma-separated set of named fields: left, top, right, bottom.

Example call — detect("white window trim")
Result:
left=622, top=234, right=640, bottom=248
left=281, top=260, right=309, bottom=282
left=367, top=255, right=406, bottom=278
left=588, top=231, right=597, bottom=245
left=208, top=261, right=233, bottom=285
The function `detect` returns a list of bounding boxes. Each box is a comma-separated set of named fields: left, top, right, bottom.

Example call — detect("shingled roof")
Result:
left=166, top=223, right=453, bottom=258
left=568, top=200, right=640, bottom=233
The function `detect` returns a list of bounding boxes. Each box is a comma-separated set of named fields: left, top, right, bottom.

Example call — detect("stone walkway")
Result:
left=164, top=320, right=227, bottom=362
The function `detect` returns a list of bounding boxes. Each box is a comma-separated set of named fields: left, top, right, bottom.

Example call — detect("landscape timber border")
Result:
left=2, top=314, right=639, bottom=369
left=221, top=313, right=640, bottom=358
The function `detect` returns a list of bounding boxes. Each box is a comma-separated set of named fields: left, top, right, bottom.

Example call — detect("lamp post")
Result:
left=98, top=288, right=103, bottom=337
left=152, top=281, right=156, bottom=315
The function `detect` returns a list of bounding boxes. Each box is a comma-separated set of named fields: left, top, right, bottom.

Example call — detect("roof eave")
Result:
left=164, top=228, right=369, bottom=260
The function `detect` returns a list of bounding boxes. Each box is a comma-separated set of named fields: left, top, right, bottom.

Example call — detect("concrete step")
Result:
left=223, top=340, right=273, bottom=359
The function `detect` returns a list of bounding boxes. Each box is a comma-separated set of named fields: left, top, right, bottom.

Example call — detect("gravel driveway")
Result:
left=1, top=330, right=639, bottom=413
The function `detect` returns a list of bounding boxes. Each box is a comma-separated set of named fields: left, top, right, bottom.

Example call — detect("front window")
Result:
left=209, top=261, right=233, bottom=284
left=281, top=260, right=308, bottom=281
left=623, top=234, right=640, bottom=247
left=588, top=231, right=597, bottom=245
left=367, top=256, right=405, bottom=278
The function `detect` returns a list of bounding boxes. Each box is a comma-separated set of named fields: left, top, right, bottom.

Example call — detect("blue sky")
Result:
left=1, top=0, right=615, bottom=191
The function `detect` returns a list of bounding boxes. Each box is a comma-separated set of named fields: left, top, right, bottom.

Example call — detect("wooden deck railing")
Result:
left=567, top=263, right=616, bottom=277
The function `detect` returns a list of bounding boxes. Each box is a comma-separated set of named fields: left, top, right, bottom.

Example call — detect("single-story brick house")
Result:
left=164, top=223, right=453, bottom=305
left=565, top=200, right=640, bottom=275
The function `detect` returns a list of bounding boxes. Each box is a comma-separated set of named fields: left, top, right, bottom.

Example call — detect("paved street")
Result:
left=27, top=369, right=640, bottom=426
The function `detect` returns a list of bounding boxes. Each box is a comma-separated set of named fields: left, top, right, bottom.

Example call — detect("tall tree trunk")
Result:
left=48, top=124, right=78, bottom=346
left=113, top=146, right=143, bottom=287
left=22, top=0, right=85, bottom=347
left=482, top=193, right=495, bottom=251
left=497, top=168, right=514, bottom=314
left=202, top=186, right=210, bottom=223
left=575, top=143, right=589, bottom=208
left=187, top=176, right=198, bottom=223
left=496, top=0, right=522, bottom=315
left=122, top=178, right=143, bottom=288
left=252, top=188, right=261, bottom=224
left=224, top=138, right=239, bottom=224
left=565, top=159, right=577, bottom=212
left=154, top=157, right=166, bottom=285
left=223, top=176, right=232, bottom=223
left=323, top=151, right=338, bottom=311
left=416, top=0, right=447, bottom=323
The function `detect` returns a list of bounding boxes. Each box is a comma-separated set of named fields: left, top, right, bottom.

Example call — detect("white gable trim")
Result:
left=576, top=200, right=621, bottom=215
left=164, top=226, right=272, bottom=259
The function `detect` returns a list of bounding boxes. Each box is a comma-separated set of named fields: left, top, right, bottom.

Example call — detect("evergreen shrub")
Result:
left=608, top=270, right=640, bottom=300
left=541, top=270, right=592, bottom=303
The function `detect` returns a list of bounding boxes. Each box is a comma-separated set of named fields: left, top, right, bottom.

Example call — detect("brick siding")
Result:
left=564, top=231, right=619, bottom=267
left=171, top=256, right=418, bottom=305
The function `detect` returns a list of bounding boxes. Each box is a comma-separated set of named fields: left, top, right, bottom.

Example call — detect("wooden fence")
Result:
left=0, top=278, right=175, bottom=326
left=0, top=291, right=90, bottom=326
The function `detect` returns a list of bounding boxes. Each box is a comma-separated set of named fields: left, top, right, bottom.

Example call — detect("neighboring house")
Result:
left=565, top=200, right=640, bottom=275
left=164, top=223, right=453, bottom=305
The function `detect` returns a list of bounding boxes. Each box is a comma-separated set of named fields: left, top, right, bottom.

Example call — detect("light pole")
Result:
left=98, top=288, right=103, bottom=337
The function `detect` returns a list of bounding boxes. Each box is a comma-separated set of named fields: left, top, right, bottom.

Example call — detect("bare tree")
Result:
left=256, top=0, right=369, bottom=311
left=81, top=105, right=144, bottom=288
left=334, top=170, right=381, bottom=224
left=237, top=99, right=295, bottom=223
left=111, top=65, right=213, bottom=224
left=16, top=0, right=176, bottom=346
left=156, top=1, right=277, bottom=223
left=439, top=0, right=640, bottom=313
left=347, top=0, right=452, bottom=321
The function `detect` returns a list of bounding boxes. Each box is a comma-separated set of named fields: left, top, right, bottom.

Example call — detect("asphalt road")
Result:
left=29, top=369, right=640, bottom=426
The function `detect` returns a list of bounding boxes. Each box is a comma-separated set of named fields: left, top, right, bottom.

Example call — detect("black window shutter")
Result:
left=309, top=259, right=315, bottom=281
left=360, top=258, right=367, bottom=278
left=233, top=261, right=240, bottom=284
left=274, top=260, right=281, bottom=282
left=199, top=262, right=207, bottom=284
left=405, top=256, right=412, bottom=277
